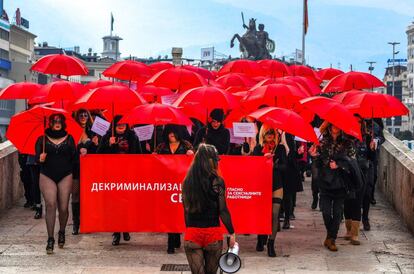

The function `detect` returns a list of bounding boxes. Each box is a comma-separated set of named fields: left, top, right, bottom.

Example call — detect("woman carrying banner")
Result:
left=182, top=144, right=235, bottom=274
left=35, top=114, right=77, bottom=254
left=97, top=115, right=141, bottom=246
left=309, top=123, right=357, bottom=252
left=252, top=125, right=289, bottom=257
left=71, top=109, right=99, bottom=235
left=155, top=125, right=194, bottom=254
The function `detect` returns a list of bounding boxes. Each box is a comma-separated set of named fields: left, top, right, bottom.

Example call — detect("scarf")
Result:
left=262, top=141, right=276, bottom=154
left=45, top=128, right=67, bottom=139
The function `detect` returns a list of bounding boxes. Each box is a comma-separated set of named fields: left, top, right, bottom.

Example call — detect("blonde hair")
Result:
left=258, top=123, right=279, bottom=146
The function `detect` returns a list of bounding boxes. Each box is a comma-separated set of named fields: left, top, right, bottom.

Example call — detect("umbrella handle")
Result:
left=153, top=124, right=157, bottom=153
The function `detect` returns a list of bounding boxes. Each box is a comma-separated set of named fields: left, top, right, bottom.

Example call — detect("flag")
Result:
left=111, top=13, right=114, bottom=32
left=304, top=0, right=309, bottom=35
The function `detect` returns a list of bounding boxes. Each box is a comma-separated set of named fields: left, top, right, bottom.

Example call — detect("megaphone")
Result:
left=219, top=242, right=241, bottom=273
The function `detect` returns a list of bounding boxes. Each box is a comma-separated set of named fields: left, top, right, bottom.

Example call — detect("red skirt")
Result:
left=184, top=227, right=224, bottom=247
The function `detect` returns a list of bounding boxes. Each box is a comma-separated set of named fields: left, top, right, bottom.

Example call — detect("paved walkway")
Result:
left=0, top=179, right=413, bottom=274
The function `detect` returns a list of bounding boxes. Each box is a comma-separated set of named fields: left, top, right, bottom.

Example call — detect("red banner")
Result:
left=80, top=155, right=272, bottom=234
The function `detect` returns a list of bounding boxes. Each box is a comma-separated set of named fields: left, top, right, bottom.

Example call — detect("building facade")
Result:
left=407, top=22, right=414, bottom=105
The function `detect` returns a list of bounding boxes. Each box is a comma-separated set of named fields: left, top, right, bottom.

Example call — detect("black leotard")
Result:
left=35, top=135, right=76, bottom=183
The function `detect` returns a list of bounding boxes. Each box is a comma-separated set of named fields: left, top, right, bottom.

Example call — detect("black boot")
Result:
left=72, top=202, right=80, bottom=235
left=167, top=234, right=175, bottom=254
left=362, top=219, right=371, bottom=231
left=267, top=239, right=276, bottom=257
left=34, top=205, right=42, bottom=219
left=311, top=196, right=318, bottom=210
left=123, top=232, right=130, bottom=241
left=58, top=230, right=65, bottom=248
left=283, top=219, right=290, bottom=229
left=256, top=235, right=267, bottom=252
left=46, top=237, right=55, bottom=254
left=112, top=233, right=121, bottom=246
left=174, top=233, right=181, bottom=248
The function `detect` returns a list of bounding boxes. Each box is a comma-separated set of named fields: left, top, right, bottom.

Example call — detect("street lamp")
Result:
left=366, top=61, right=376, bottom=74
left=388, top=42, right=400, bottom=135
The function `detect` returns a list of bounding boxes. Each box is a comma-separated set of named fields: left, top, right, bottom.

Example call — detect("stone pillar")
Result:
left=171, top=47, right=183, bottom=66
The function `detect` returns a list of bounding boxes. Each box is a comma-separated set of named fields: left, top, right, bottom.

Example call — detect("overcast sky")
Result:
left=5, top=0, right=413, bottom=78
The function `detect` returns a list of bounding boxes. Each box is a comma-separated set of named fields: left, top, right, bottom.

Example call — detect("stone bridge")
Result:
left=0, top=132, right=413, bottom=274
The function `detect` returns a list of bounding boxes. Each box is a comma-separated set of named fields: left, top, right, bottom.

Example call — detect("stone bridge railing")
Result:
left=0, top=141, right=22, bottom=212
left=378, top=131, right=414, bottom=234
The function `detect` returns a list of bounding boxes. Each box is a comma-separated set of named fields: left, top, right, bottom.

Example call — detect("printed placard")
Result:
left=233, top=122, right=256, bottom=138
left=91, top=116, right=110, bottom=136
left=133, top=125, right=155, bottom=141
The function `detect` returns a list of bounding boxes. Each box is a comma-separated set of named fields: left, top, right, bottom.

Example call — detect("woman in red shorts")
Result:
left=182, top=143, right=236, bottom=274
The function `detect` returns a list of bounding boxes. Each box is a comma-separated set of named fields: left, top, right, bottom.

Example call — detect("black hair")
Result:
left=49, top=113, right=67, bottom=130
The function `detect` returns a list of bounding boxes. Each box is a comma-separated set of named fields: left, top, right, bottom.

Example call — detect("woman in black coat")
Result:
left=155, top=125, right=194, bottom=254
left=97, top=115, right=141, bottom=246
left=252, top=124, right=289, bottom=257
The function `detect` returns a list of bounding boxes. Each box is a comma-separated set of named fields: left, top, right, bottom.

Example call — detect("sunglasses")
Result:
left=78, top=113, right=89, bottom=118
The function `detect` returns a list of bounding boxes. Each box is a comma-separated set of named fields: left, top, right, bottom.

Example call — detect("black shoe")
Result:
left=72, top=203, right=80, bottom=235
left=34, top=205, right=42, bottom=219
left=24, top=201, right=33, bottom=208
left=370, top=198, right=376, bottom=205
left=256, top=235, right=267, bottom=252
left=112, top=233, right=121, bottom=246
left=167, top=234, right=175, bottom=254
left=46, top=237, right=55, bottom=254
left=290, top=213, right=296, bottom=220
left=283, top=219, right=290, bottom=229
left=311, top=198, right=318, bottom=210
left=123, top=232, right=130, bottom=241
left=58, top=231, right=65, bottom=248
left=362, top=219, right=371, bottom=231
left=267, top=239, right=276, bottom=257
left=174, top=234, right=181, bottom=248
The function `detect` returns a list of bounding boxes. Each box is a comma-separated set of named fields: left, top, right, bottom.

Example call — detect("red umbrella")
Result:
left=283, top=76, right=321, bottom=96
left=0, top=82, right=43, bottom=99
left=40, top=81, right=87, bottom=107
left=317, top=68, right=344, bottom=81
left=323, top=71, right=385, bottom=93
left=149, top=62, right=174, bottom=73
left=103, top=60, right=152, bottom=82
left=241, top=84, right=309, bottom=111
left=5, top=106, right=83, bottom=154
left=138, top=85, right=174, bottom=103
left=84, top=80, right=126, bottom=90
left=248, top=107, right=318, bottom=143
left=218, top=60, right=264, bottom=77
left=290, top=65, right=322, bottom=85
left=300, top=97, right=361, bottom=140
left=344, top=92, right=410, bottom=118
left=74, top=85, right=147, bottom=120
left=120, top=103, right=192, bottom=126
left=146, top=67, right=207, bottom=92
left=173, top=86, right=239, bottom=122
left=182, top=65, right=215, bottom=80
left=223, top=107, right=250, bottom=128
left=250, top=78, right=312, bottom=96
left=332, top=89, right=364, bottom=103
left=31, top=54, right=88, bottom=76
left=216, top=73, right=256, bottom=89
left=225, top=86, right=247, bottom=94
left=257, top=59, right=291, bottom=78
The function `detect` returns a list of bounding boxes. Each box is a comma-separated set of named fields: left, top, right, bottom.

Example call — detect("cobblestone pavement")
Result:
left=0, top=178, right=413, bottom=274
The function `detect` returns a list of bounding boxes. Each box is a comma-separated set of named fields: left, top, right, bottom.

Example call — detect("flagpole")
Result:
left=302, top=0, right=306, bottom=65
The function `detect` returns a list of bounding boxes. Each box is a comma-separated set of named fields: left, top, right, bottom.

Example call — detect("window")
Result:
left=88, top=69, right=95, bottom=76
left=0, top=29, right=9, bottom=41
left=0, top=49, right=9, bottom=60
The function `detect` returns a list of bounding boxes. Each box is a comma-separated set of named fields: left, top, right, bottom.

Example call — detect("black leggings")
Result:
left=184, top=240, right=223, bottom=274
left=344, top=194, right=362, bottom=221
left=283, top=192, right=294, bottom=220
